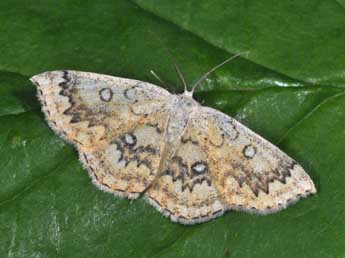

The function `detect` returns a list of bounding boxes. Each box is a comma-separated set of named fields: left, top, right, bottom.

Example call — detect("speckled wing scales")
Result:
left=193, top=107, right=316, bottom=214
left=31, top=70, right=316, bottom=224
left=145, top=121, right=226, bottom=224
left=31, top=70, right=172, bottom=149
left=145, top=104, right=315, bottom=224
left=80, top=123, right=166, bottom=198
left=31, top=70, right=173, bottom=198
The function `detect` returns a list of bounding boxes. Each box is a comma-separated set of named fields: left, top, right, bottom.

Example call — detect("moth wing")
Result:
left=194, top=106, right=316, bottom=213
left=80, top=123, right=167, bottom=199
left=31, top=70, right=174, bottom=198
left=31, top=70, right=173, bottom=150
left=145, top=116, right=226, bottom=224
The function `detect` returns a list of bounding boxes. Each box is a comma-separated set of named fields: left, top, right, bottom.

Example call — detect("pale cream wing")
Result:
left=192, top=107, right=316, bottom=214
left=31, top=70, right=174, bottom=198
left=30, top=70, right=172, bottom=150
left=80, top=122, right=166, bottom=199
left=145, top=122, right=226, bottom=224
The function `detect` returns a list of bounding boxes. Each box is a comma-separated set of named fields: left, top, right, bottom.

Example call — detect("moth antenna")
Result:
left=191, top=51, right=250, bottom=94
left=150, top=70, right=166, bottom=86
left=174, top=63, right=188, bottom=92
left=147, top=29, right=188, bottom=92
left=164, top=51, right=188, bottom=92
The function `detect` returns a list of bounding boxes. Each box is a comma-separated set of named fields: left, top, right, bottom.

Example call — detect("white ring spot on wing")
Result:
left=99, top=88, right=113, bottom=102
left=243, top=144, right=256, bottom=158
left=191, top=161, right=208, bottom=175
left=124, top=133, right=136, bottom=145
left=194, top=163, right=206, bottom=173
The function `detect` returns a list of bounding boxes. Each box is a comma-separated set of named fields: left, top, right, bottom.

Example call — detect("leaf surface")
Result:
left=0, top=1, right=344, bottom=258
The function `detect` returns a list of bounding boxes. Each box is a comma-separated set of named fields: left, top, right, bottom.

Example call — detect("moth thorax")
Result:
left=165, top=96, right=196, bottom=144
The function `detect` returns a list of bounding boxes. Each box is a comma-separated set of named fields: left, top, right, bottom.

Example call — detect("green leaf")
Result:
left=1, top=1, right=345, bottom=258
left=133, top=0, right=345, bottom=87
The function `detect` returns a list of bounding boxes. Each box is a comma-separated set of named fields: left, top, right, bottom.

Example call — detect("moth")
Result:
left=30, top=56, right=316, bottom=225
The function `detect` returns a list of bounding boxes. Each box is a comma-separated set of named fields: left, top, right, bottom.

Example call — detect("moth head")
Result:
left=179, top=93, right=200, bottom=108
